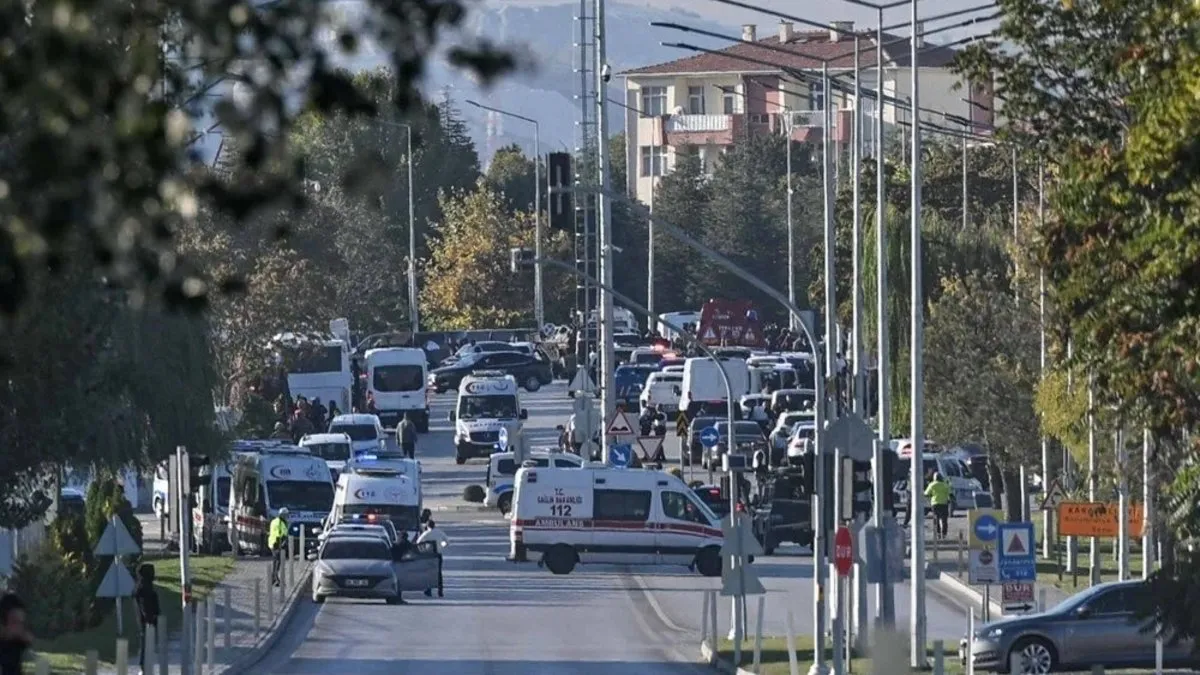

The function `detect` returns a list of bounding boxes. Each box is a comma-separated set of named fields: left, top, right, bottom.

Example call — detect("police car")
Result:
left=485, top=450, right=583, bottom=515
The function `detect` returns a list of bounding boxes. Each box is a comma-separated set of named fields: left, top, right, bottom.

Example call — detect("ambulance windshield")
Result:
left=459, top=395, right=518, bottom=420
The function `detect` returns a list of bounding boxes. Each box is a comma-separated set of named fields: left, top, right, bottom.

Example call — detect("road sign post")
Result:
left=604, top=410, right=636, bottom=466
left=998, top=522, right=1036, bottom=582
left=721, top=512, right=764, bottom=669
left=609, top=443, right=632, bottom=468
left=1001, top=582, right=1035, bottom=614
left=968, top=509, right=1001, bottom=585
left=835, top=526, right=854, bottom=577
left=699, top=425, right=720, bottom=484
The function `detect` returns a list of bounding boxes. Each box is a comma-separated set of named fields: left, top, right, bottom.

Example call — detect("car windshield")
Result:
left=320, top=539, right=391, bottom=561
left=267, top=481, right=334, bottom=512
left=459, top=395, right=518, bottom=420
left=306, top=442, right=350, bottom=462
left=329, top=424, right=378, bottom=442
left=341, top=504, right=421, bottom=532
left=216, top=477, right=230, bottom=508
left=373, top=365, right=424, bottom=392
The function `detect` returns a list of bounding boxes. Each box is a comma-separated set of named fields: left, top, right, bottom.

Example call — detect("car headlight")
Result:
left=983, top=627, right=1003, bottom=639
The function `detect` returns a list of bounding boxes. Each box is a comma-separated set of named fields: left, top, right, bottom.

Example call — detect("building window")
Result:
left=640, top=86, right=667, bottom=116
left=809, top=82, right=824, bottom=110
left=687, top=86, right=705, bottom=114
left=722, top=92, right=736, bottom=114
left=640, top=145, right=667, bottom=177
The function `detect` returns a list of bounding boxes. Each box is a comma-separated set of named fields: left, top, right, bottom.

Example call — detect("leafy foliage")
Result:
left=10, top=542, right=93, bottom=637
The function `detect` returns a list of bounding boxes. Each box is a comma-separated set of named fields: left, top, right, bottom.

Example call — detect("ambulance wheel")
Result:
left=497, top=493, right=513, bottom=516
left=312, top=594, right=325, bottom=604
left=455, top=455, right=467, bottom=465
left=544, top=545, right=577, bottom=575
left=695, top=547, right=722, bottom=577
left=523, top=376, right=542, bottom=392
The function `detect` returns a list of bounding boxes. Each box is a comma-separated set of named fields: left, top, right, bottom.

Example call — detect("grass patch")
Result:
left=1035, top=553, right=1145, bottom=596
left=713, top=635, right=963, bottom=674
left=35, top=555, right=234, bottom=673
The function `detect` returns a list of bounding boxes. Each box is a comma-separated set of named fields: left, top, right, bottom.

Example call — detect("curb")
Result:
left=932, top=569, right=1005, bottom=619
left=699, top=639, right=753, bottom=675
left=431, top=503, right=494, bottom=513
left=216, top=564, right=313, bottom=675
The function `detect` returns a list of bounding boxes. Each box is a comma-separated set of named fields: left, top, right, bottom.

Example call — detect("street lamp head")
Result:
left=509, top=247, right=535, bottom=273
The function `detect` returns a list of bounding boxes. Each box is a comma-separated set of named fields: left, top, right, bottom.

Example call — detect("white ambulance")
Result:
left=510, top=466, right=724, bottom=576
left=364, top=347, right=430, bottom=431
left=330, top=464, right=422, bottom=536
left=342, top=453, right=423, bottom=507
left=484, top=450, right=583, bottom=515
left=299, top=432, right=352, bottom=484
left=449, top=371, right=527, bottom=465
left=228, top=445, right=334, bottom=556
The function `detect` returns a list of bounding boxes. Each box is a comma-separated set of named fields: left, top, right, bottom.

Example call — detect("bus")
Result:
left=274, top=333, right=352, bottom=413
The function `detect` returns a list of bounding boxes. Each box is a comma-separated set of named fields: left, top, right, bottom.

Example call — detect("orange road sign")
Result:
left=1057, top=501, right=1143, bottom=538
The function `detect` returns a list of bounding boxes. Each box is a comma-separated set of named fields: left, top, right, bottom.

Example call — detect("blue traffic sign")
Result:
left=699, top=426, right=720, bottom=449
left=610, top=443, right=632, bottom=468
left=974, top=513, right=999, bottom=542
left=497, top=427, right=509, bottom=449
left=997, top=522, right=1036, bottom=581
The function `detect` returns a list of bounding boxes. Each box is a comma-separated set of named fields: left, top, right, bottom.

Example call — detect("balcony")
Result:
left=663, top=114, right=740, bottom=145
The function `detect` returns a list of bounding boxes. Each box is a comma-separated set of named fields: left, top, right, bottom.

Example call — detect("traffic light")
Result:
left=547, top=152, right=573, bottom=230
left=843, top=458, right=874, bottom=521
left=879, top=448, right=897, bottom=513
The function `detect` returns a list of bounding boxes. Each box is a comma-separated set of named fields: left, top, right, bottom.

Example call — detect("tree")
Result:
left=647, top=147, right=711, bottom=314
left=419, top=182, right=572, bottom=328
left=485, top=145, right=537, bottom=213
left=924, top=273, right=1040, bottom=517
left=1, top=1, right=514, bottom=314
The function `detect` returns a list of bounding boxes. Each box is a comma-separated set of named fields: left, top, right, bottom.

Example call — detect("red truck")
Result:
left=696, top=299, right=766, bottom=348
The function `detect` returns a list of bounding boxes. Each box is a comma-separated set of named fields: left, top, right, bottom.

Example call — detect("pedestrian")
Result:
left=134, top=563, right=160, bottom=673
left=0, top=593, right=32, bottom=675
left=416, top=511, right=448, bottom=598
left=268, top=507, right=290, bottom=587
left=397, top=412, right=417, bottom=459
left=270, top=421, right=291, bottom=441
left=925, top=472, right=952, bottom=539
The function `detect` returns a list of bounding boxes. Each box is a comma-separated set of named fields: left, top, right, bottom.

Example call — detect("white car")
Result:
left=639, top=371, right=682, bottom=413
left=770, top=411, right=815, bottom=451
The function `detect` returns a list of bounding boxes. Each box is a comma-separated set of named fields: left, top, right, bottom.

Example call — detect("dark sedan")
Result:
left=429, top=351, right=553, bottom=393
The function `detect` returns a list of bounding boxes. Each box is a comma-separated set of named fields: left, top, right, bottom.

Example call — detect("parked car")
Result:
left=429, top=351, right=553, bottom=393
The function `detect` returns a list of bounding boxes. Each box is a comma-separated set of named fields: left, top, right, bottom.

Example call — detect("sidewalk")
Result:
left=83, top=555, right=310, bottom=675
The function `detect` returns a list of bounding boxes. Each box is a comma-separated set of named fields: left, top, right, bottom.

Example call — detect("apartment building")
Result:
left=620, top=21, right=995, bottom=204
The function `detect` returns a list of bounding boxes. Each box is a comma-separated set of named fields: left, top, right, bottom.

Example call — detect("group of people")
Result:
left=270, top=394, right=342, bottom=443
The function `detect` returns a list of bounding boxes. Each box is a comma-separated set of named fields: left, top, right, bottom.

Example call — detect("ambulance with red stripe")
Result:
left=510, top=465, right=725, bottom=576
left=228, top=445, right=334, bottom=556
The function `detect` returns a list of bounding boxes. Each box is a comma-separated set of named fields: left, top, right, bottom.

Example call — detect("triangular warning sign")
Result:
left=1039, top=478, right=1067, bottom=510
left=702, top=327, right=717, bottom=340
left=636, top=435, right=663, bottom=458
left=1007, top=532, right=1026, bottom=554
left=605, top=411, right=635, bottom=436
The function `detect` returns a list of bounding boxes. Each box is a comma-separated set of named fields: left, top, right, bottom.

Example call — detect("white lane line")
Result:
left=629, top=573, right=688, bottom=634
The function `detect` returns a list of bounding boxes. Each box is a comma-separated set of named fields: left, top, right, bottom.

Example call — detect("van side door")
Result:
left=656, top=490, right=717, bottom=565
left=589, top=484, right=653, bottom=565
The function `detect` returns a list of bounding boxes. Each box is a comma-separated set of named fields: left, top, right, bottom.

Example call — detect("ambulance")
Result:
left=449, top=371, right=528, bottom=465
left=484, top=450, right=583, bottom=515
left=190, top=457, right=237, bottom=554
left=228, top=445, right=334, bottom=555
left=299, top=432, right=352, bottom=484
left=342, top=452, right=423, bottom=506
left=509, top=466, right=725, bottom=576
left=330, top=464, right=422, bottom=536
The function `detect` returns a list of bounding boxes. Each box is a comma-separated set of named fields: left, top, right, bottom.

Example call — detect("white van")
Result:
left=191, top=457, right=237, bottom=554
left=678, top=356, right=750, bottom=418
left=449, top=371, right=528, bottom=465
left=330, top=464, right=422, bottom=535
left=485, top=451, right=583, bottom=515
left=510, top=466, right=725, bottom=576
left=228, top=446, right=334, bottom=555
left=328, top=413, right=386, bottom=457
left=658, top=311, right=701, bottom=339
left=299, top=432, right=352, bottom=484
left=365, top=347, right=430, bottom=431
left=639, top=371, right=683, bottom=413
left=343, top=453, right=423, bottom=505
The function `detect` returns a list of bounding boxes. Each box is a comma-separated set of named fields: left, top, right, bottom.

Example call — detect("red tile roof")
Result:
left=621, top=29, right=958, bottom=76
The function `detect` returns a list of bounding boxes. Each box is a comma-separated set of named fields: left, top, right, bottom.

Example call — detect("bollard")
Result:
left=933, top=640, right=944, bottom=675
left=701, top=591, right=710, bottom=645
left=85, top=649, right=99, bottom=675
left=958, top=532, right=966, bottom=577
left=224, top=585, right=233, bottom=650
left=300, top=528, right=306, bottom=563
left=115, top=638, right=129, bottom=675
left=157, top=615, right=168, bottom=675
left=254, top=578, right=263, bottom=635
left=283, top=556, right=291, bottom=602
left=34, top=656, right=49, bottom=675
left=266, top=570, right=275, bottom=617
left=1038, top=588, right=1046, bottom=613
left=966, top=610, right=975, bottom=675
left=708, top=590, right=718, bottom=665
left=143, top=625, right=157, bottom=675
left=206, top=596, right=216, bottom=669
left=753, top=595, right=764, bottom=674
left=194, top=600, right=206, bottom=675
left=785, top=609, right=800, bottom=675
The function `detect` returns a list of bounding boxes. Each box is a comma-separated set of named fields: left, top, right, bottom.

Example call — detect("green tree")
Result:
left=485, top=144, right=537, bottom=213
left=647, top=147, right=711, bottom=314
left=419, top=182, right=572, bottom=328
left=1, top=1, right=513, bottom=314
left=924, top=273, right=1041, bottom=517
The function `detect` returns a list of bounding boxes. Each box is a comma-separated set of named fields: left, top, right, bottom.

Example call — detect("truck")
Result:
left=696, top=299, right=766, bottom=349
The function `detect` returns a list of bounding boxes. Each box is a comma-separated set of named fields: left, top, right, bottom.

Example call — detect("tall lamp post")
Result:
left=377, top=120, right=419, bottom=334
left=466, top=100, right=544, bottom=330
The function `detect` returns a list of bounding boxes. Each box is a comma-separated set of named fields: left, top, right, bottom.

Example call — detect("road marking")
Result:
left=629, top=573, right=687, bottom=634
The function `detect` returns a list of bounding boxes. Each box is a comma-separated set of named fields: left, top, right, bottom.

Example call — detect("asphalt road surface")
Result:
left=247, top=382, right=982, bottom=673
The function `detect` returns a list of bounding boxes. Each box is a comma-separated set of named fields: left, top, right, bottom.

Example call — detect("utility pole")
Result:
left=647, top=112, right=656, bottom=326
left=1088, top=377, right=1099, bottom=585
left=908, top=6, right=928, bottom=667
left=786, top=109, right=796, bottom=331
left=851, top=35, right=865, bottom=416
left=1117, top=427, right=1130, bottom=580
left=1142, top=428, right=1154, bottom=578
left=872, top=6, right=895, bottom=627
left=961, top=133, right=968, bottom=231
left=1038, top=165, right=1049, bottom=559
left=406, top=125, right=418, bottom=334
left=594, top=0, right=615, bottom=462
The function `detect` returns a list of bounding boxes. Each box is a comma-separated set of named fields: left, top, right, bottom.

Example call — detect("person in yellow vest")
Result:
left=268, top=508, right=290, bottom=587
left=924, top=474, right=952, bottom=539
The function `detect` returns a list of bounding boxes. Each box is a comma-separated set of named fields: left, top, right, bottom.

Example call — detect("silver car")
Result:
left=965, top=580, right=1193, bottom=673
left=311, top=536, right=400, bottom=604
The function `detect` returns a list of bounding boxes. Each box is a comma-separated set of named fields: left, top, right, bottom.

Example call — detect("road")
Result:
left=248, top=382, right=980, bottom=674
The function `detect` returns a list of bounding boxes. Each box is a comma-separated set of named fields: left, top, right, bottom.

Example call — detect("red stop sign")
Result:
left=834, top=526, right=854, bottom=576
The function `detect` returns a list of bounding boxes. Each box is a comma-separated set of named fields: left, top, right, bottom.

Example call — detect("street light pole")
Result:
left=851, top=35, right=865, bottom=416
left=908, top=4, right=928, bottom=667
left=465, top=100, right=544, bottom=329
left=594, top=0, right=616, bottom=463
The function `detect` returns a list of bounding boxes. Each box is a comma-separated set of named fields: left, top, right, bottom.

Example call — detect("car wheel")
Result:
left=695, top=547, right=722, bottom=577
left=524, top=376, right=541, bottom=392
left=543, top=545, right=577, bottom=575
left=455, top=455, right=466, bottom=466
left=497, top=492, right=513, bottom=516
left=312, top=594, right=325, bottom=604
left=1008, top=637, right=1056, bottom=674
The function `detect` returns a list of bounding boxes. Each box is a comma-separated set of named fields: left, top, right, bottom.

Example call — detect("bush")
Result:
left=462, top=485, right=485, bottom=503
left=11, top=544, right=93, bottom=638
left=49, top=514, right=90, bottom=565
left=84, top=476, right=143, bottom=555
